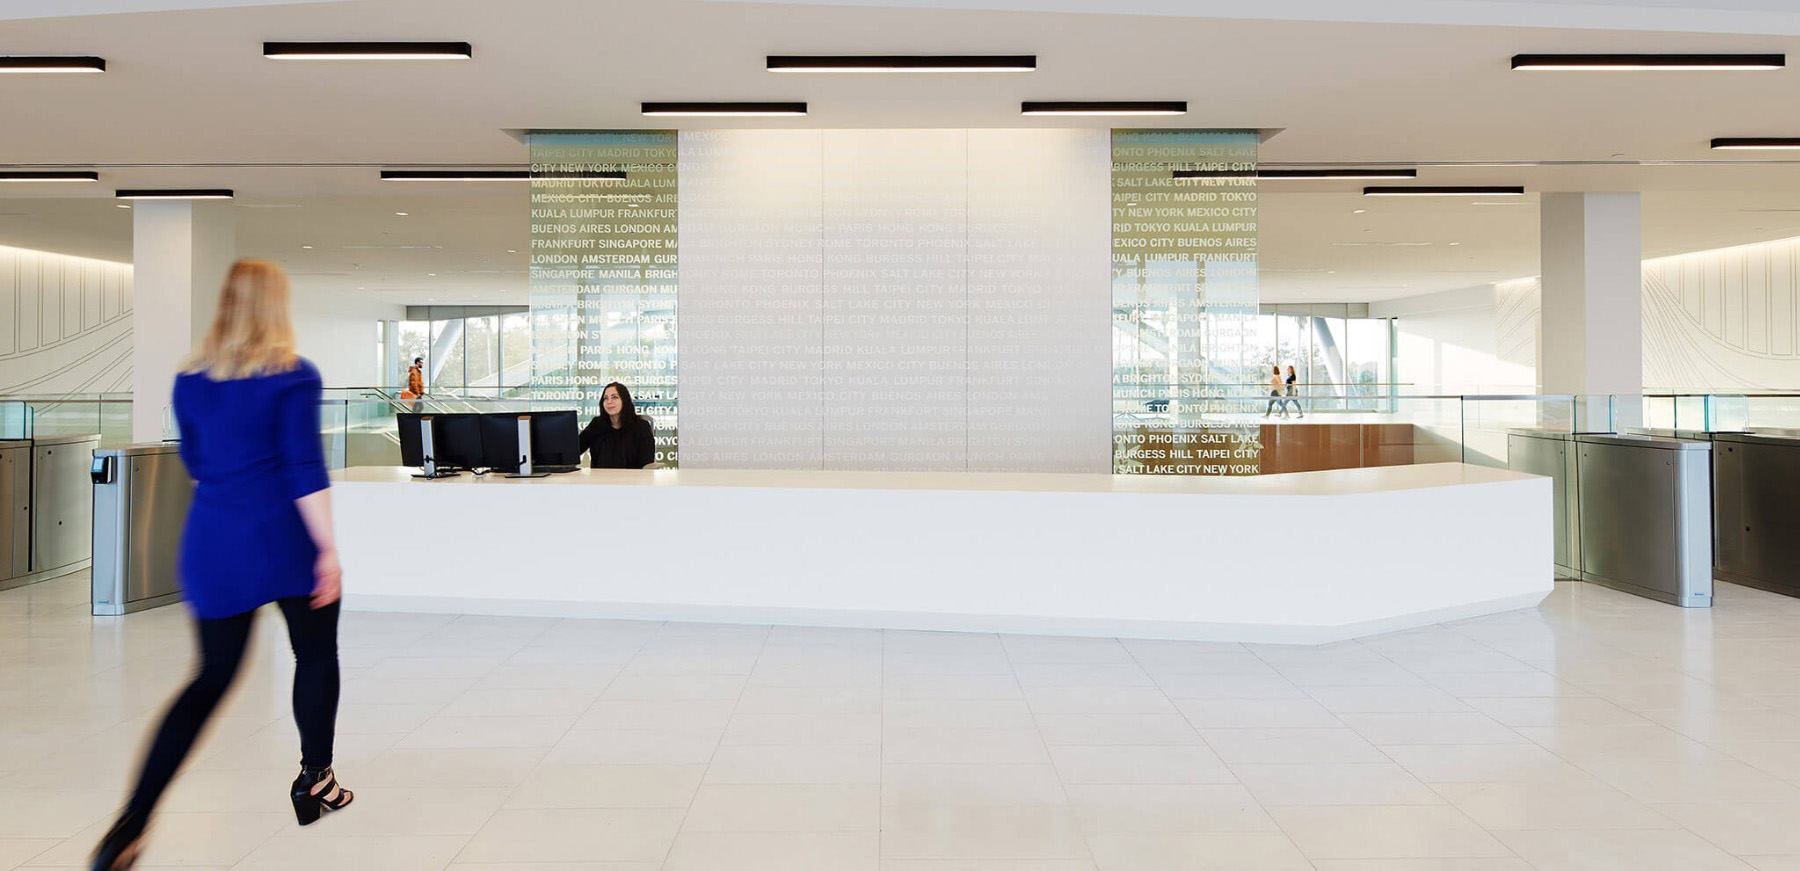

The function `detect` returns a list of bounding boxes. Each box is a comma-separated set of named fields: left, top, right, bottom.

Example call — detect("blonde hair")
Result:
left=183, top=258, right=300, bottom=380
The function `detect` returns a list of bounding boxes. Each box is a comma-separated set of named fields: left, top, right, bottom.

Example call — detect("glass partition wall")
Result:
left=380, top=309, right=532, bottom=398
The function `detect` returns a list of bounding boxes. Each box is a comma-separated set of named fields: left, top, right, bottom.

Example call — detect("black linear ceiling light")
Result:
left=1021, top=101, right=1186, bottom=116
left=1364, top=186, right=1525, bottom=197
left=0, top=171, right=99, bottom=182
left=1711, top=137, right=1800, bottom=150
left=767, top=54, right=1036, bottom=72
left=263, top=41, right=473, bottom=60
left=1175, top=169, right=1418, bottom=180
left=0, top=56, right=106, bottom=73
left=1512, top=53, right=1784, bottom=71
left=380, top=169, right=627, bottom=180
left=641, top=101, right=807, bottom=116
left=115, top=189, right=235, bottom=200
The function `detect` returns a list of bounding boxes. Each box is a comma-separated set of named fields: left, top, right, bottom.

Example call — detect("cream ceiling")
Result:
left=4, top=0, right=1800, bottom=303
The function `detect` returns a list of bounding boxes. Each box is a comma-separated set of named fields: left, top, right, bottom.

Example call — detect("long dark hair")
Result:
left=601, top=381, right=643, bottom=430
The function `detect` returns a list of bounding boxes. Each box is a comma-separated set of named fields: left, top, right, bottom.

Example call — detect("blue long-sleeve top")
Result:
left=173, top=358, right=331, bottom=619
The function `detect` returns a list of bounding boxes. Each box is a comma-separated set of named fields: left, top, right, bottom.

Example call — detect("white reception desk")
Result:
left=332, top=463, right=1552, bottom=644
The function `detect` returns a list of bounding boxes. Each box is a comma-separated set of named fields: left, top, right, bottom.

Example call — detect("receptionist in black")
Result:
left=580, top=381, right=657, bottom=469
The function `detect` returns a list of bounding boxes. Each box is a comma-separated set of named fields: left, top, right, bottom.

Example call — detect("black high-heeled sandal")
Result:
left=90, top=809, right=147, bottom=871
left=289, top=765, right=355, bottom=826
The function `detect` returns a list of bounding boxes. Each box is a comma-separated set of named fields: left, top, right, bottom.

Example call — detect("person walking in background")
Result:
left=1284, top=364, right=1305, bottom=418
left=403, top=356, right=425, bottom=413
left=1263, top=364, right=1287, bottom=418
left=90, top=260, right=353, bottom=871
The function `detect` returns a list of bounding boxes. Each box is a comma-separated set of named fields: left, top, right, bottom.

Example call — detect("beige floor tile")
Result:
left=880, top=805, right=1090, bottom=859
left=733, top=686, right=883, bottom=716
left=392, top=716, right=576, bottom=751
left=1382, top=743, right=1593, bottom=783
left=882, top=764, right=1069, bottom=806
left=575, top=699, right=738, bottom=732
left=27, top=811, right=286, bottom=867
left=543, top=728, right=721, bottom=765
left=1035, top=714, right=1203, bottom=746
left=681, top=783, right=880, bottom=832
left=723, top=713, right=882, bottom=745
left=1021, top=687, right=1177, bottom=716
left=1497, top=828, right=1754, bottom=871
left=1233, top=763, right=1445, bottom=806
left=436, top=688, right=599, bottom=718
left=1309, top=861, right=1535, bottom=871
left=353, top=747, right=546, bottom=790
left=1434, top=780, right=1673, bottom=830
left=503, top=764, right=705, bottom=809
left=881, top=862, right=1096, bottom=871
left=663, top=831, right=878, bottom=871
left=1199, top=729, right=1388, bottom=765
left=1306, top=686, right=1475, bottom=714
left=1654, top=801, right=1800, bottom=855
left=1268, top=806, right=1511, bottom=859
left=1064, top=784, right=1277, bottom=833
left=1176, top=698, right=1344, bottom=729
left=0, top=839, right=55, bottom=870
left=1084, top=832, right=1313, bottom=871
left=232, top=833, right=472, bottom=871
left=1338, top=712, right=1527, bottom=745
left=1046, top=745, right=1237, bottom=785
left=887, top=698, right=1040, bottom=729
left=704, top=744, right=883, bottom=784
left=885, top=728, right=1050, bottom=765
left=456, top=808, right=684, bottom=863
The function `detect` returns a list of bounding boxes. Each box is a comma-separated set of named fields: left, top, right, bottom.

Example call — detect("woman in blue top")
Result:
left=93, top=260, right=353, bottom=871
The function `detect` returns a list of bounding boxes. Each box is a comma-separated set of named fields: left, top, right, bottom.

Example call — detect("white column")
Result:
left=132, top=201, right=235, bottom=442
left=1539, top=192, right=1641, bottom=429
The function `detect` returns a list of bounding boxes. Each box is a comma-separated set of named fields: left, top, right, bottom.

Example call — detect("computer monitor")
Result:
left=435, top=413, right=484, bottom=471
left=477, top=413, right=527, bottom=473
left=529, top=410, right=582, bottom=468
left=397, top=413, right=482, bottom=471
left=397, top=412, right=428, bottom=467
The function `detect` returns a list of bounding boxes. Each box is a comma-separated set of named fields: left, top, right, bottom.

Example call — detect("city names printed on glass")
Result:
left=1111, top=130, right=1261, bottom=475
left=528, top=132, right=680, bottom=465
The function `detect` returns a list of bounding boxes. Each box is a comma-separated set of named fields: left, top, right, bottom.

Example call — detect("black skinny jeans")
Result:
left=126, top=598, right=341, bottom=816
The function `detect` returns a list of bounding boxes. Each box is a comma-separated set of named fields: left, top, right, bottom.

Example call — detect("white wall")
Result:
left=0, top=245, right=133, bottom=395
left=0, top=242, right=399, bottom=394
left=1372, top=281, right=1536, bottom=394
left=290, top=291, right=402, bottom=387
left=678, top=129, right=1112, bottom=473
left=1378, top=232, right=1800, bottom=394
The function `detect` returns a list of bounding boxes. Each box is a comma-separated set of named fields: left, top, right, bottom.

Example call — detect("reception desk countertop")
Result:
left=333, top=461, right=1535, bottom=497
left=332, top=462, right=1553, bottom=643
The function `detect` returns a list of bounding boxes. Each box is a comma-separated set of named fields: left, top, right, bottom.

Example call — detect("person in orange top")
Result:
left=403, top=357, right=424, bottom=412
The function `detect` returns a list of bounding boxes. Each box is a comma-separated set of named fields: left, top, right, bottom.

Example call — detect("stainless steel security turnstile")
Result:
left=1506, top=429, right=1580, bottom=579
left=1574, top=433, right=1714, bottom=607
left=91, top=443, right=191, bottom=616
left=30, top=433, right=98, bottom=579
left=1713, top=429, right=1800, bottom=598
left=0, top=440, right=30, bottom=584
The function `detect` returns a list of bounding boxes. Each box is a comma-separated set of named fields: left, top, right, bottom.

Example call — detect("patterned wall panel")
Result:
left=1643, top=239, right=1800, bottom=391
left=0, top=245, right=133, bottom=395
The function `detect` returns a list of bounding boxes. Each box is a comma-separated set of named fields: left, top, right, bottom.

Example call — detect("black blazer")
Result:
left=579, top=416, right=656, bottom=469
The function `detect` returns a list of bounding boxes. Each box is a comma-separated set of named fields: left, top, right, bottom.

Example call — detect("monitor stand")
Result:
left=506, top=415, right=550, bottom=479
left=412, top=421, right=462, bottom=479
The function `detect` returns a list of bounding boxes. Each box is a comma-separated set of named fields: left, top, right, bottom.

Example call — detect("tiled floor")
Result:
left=5, top=574, right=1800, bottom=870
